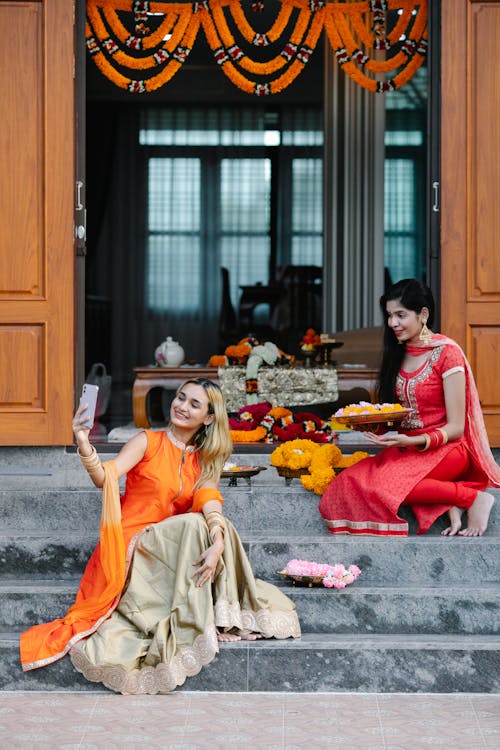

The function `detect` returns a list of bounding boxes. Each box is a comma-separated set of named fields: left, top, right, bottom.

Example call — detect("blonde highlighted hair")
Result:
left=175, top=378, right=233, bottom=489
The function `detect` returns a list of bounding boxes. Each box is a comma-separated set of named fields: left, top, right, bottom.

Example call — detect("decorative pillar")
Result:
left=323, top=44, right=386, bottom=333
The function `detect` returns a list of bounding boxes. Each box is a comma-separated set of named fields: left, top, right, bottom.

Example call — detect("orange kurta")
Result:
left=20, top=431, right=220, bottom=671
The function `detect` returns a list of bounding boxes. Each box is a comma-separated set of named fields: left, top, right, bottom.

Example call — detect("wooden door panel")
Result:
left=469, top=4, right=500, bottom=296
left=469, top=327, right=500, bottom=408
left=0, top=324, right=45, bottom=409
left=0, top=4, right=44, bottom=300
left=0, top=0, right=74, bottom=445
left=441, top=0, right=500, bottom=446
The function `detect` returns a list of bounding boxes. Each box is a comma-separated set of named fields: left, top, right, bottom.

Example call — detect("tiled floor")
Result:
left=0, top=691, right=498, bottom=749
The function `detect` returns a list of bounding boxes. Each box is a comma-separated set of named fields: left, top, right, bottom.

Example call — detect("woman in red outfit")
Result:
left=21, top=378, right=299, bottom=693
left=319, top=279, right=499, bottom=537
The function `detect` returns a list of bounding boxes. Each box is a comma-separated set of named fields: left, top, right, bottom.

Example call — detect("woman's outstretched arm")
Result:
left=73, top=401, right=147, bottom=487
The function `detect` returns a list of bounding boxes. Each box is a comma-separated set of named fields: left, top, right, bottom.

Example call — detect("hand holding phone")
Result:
left=79, top=383, right=99, bottom=429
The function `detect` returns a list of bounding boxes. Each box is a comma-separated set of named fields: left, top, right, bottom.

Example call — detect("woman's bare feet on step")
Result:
left=458, top=492, right=495, bottom=537
left=217, top=630, right=263, bottom=642
left=217, top=631, right=241, bottom=642
left=239, top=631, right=263, bottom=641
left=441, top=506, right=464, bottom=536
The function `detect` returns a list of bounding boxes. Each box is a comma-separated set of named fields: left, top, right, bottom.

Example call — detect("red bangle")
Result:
left=438, top=427, right=449, bottom=445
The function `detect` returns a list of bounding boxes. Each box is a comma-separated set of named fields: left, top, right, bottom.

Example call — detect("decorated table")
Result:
left=132, top=364, right=378, bottom=428
left=218, top=365, right=338, bottom=412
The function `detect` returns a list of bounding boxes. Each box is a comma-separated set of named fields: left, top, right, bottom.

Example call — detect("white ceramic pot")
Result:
left=154, top=336, right=185, bottom=367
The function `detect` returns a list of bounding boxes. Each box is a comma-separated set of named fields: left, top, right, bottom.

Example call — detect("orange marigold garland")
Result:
left=86, top=0, right=428, bottom=96
left=229, top=402, right=333, bottom=444
left=86, top=0, right=200, bottom=92
left=325, top=0, right=428, bottom=93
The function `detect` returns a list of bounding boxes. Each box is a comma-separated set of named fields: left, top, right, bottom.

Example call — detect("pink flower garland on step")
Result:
left=283, top=559, right=361, bottom=589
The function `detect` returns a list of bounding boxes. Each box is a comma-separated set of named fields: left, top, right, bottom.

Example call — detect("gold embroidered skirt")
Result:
left=70, top=513, right=300, bottom=694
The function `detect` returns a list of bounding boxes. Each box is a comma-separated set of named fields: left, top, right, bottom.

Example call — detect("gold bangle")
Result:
left=205, top=511, right=225, bottom=525
left=205, top=511, right=226, bottom=543
left=416, top=433, right=431, bottom=452
left=209, top=524, right=225, bottom=544
left=438, top=428, right=449, bottom=446
left=77, top=445, right=103, bottom=476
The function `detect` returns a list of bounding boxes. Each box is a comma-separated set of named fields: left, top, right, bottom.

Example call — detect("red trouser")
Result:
left=402, top=443, right=483, bottom=508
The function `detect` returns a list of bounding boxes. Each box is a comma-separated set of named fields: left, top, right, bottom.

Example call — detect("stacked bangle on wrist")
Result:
left=437, top=427, right=449, bottom=446
left=205, top=510, right=226, bottom=545
left=416, top=428, right=449, bottom=453
left=416, top=433, right=431, bottom=452
left=77, top=445, right=103, bottom=479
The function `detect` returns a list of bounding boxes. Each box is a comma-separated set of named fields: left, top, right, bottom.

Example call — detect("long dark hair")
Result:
left=378, top=278, right=435, bottom=402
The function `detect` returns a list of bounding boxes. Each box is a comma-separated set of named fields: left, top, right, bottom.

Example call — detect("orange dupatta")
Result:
left=20, top=461, right=126, bottom=671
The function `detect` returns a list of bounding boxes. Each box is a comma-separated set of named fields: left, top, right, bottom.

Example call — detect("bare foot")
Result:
left=441, top=506, right=464, bottom=536
left=239, top=631, right=263, bottom=641
left=216, top=629, right=263, bottom=642
left=217, top=630, right=241, bottom=642
left=458, top=492, right=495, bottom=537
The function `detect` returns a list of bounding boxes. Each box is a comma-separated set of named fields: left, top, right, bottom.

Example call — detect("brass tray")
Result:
left=277, top=569, right=325, bottom=587
left=274, top=466, right=310, bottom=486
left=335, top=409, right=412, bottom=428
left=221, top=465, right=267, bottom=486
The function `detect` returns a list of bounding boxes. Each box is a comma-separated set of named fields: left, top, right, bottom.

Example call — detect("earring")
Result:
left=419, top=319, right=432, bottom=344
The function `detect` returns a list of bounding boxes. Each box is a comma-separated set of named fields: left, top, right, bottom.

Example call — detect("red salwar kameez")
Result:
left=319, top=335, right=500, bottom=536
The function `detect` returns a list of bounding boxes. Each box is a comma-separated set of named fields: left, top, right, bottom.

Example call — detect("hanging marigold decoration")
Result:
left=86, top=0, right=428, bottom=95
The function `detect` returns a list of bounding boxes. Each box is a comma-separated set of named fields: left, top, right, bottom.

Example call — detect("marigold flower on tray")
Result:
left=301, top=468, right=333, bottom=495
left=337, top=451, right=370, bottom=468
left=295, top=443, right=368, bottom=495
left=335, top=401, right=405, bottom=417
left=270, top=439, right=319, bottom=469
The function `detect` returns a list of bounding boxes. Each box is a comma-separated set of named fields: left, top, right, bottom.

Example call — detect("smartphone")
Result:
left=80, top=383, right=99, bottom=428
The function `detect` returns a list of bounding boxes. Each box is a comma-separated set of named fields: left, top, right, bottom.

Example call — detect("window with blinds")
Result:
left=140, top=106, right=323, bottom=313
left=384, top=66, right=427, bottom=283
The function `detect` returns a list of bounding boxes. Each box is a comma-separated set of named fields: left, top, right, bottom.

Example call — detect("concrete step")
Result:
left=1, top=446, right=498, bottom=695
left=1, top=485, right=499, bottom=536
left=1, top=632, right=498, bottom=693
left=0, top=530, right=499, bottom=584
left=1, top=579, right=498, bottom=636
left=1, top=442, right=498, bottom=493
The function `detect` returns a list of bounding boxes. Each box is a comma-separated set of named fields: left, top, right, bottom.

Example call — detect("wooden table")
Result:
left=132, top=365, right=379, bottom=428
left=336, top=367, right=378, bottom=402
left=132, top=367, right=218, bottom=428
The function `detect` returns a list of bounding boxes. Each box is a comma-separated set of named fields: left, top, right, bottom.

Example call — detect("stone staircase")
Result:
left=0, top=445, right=499, bottom=693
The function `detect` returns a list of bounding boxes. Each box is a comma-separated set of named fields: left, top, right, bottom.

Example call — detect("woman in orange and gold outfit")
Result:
left=20, top=378, right=300, bottom=694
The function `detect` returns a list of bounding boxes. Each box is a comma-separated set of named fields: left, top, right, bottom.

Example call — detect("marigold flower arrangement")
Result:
left=283, top=559, right=361, bottom=589
left=229, top=404, right=333, bottom=444
left=300, top=327, right=321, bottom=351
left=270, top=439, right=369, bottom=494
left=270, top=439, right=318, bottom=470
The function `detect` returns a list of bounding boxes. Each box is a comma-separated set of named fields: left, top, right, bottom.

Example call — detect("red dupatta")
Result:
left=406, top=334, right=500, bottom=487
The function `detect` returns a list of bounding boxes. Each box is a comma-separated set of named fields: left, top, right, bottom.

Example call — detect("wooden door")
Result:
left=441, top=0, right=500, bottom=446
left=0, top=0, right=75, bottom=445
